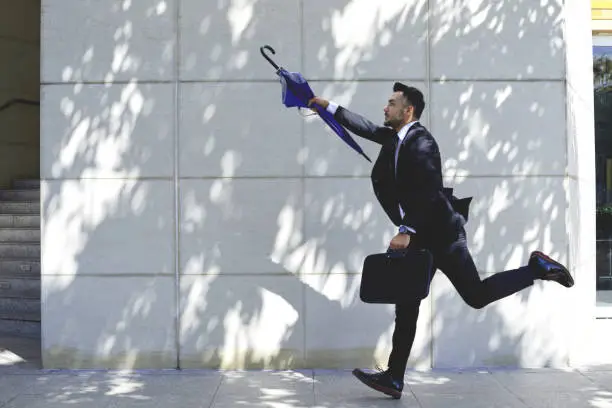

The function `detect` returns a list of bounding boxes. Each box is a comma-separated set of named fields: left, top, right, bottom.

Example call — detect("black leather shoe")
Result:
left=529, top=251, right=574, bottom=288
left=352, top=368, right=403, bottom=399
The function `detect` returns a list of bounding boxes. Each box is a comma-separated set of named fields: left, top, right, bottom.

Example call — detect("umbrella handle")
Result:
left=260, top=45, right=280, bottom=70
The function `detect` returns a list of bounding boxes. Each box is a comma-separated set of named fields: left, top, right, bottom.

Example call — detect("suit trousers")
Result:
left=387, top=227, right=535, bottom=380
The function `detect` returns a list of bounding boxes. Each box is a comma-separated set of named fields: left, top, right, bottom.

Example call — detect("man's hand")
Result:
left=389, top=233, right=411, bottom=250
left=308, top=97, right=329, bottom=110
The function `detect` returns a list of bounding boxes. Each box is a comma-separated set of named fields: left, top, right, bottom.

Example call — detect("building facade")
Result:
left=27, top=0, right=611, bottom=369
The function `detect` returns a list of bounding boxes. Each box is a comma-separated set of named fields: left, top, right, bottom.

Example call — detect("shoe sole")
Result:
left=351, top=369, right=402, bottom=399
left=532, top=251, right=575, bottom=288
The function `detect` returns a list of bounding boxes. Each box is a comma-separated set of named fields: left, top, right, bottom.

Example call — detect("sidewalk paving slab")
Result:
left=0, top=367, right=610, bottom=407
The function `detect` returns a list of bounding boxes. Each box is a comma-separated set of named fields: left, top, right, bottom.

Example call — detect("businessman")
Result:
left=308, top=83, right=574, bottom=400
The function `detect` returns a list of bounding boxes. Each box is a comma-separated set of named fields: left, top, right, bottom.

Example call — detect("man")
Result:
left=308, top=82, right=574, bottom=400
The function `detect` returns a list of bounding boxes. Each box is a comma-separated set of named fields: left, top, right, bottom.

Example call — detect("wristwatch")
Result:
left=398, top=225, right=412, bottom=235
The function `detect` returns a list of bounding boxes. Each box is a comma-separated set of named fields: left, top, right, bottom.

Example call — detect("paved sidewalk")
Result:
left=0, top=365, right=611, bottom=408
left=1, top=334, right=611, bottom=407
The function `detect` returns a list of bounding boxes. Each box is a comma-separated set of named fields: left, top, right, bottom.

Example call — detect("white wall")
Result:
left=0, top=0, right=40, bottom=188
left=40, top=0, right=599, bottom=369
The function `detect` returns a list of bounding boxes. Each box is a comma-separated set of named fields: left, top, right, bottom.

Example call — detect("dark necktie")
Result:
left=394, top=133, right=401, bottom=178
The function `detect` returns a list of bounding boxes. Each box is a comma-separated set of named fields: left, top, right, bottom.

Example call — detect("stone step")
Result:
left=0, top=276, right=39, bottom=299
left=0, top=260, right=40, bottom=275
left=0, top=318, right=40, bottom=338
left=0, top=215, right=39, bottom=228
left=0, top=298, right=40, bottom=320
left=0, top=243, right=40, bottom=258
left=0, top=189, right=40, bottom=201
left=0, top=228, right=40, bottom=243
left=12, top=179, right=40, bottom=190
left=0, top=202, right=39, bottom=214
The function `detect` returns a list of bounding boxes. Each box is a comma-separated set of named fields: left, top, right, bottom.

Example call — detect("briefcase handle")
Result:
left=385, top=247, right=410, bottom=258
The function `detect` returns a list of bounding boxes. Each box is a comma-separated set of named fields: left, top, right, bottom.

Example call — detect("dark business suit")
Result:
left=333, top=106, right=535, bottom=379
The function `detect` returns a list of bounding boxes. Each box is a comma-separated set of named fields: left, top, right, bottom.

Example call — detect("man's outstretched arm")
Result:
left=309, top=97, right=393, bottom=145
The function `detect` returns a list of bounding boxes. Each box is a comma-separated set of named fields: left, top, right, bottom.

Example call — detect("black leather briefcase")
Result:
left=359, top=248, right=434, bottom=304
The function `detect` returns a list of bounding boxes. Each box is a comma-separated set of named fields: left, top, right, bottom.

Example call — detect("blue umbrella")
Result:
left=260, top=45, right=372, bottom=162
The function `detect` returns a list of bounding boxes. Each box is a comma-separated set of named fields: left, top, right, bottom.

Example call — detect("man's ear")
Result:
left=405, top=105, right=414, bottom=119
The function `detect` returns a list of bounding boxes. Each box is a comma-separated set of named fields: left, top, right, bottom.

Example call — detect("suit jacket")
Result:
left=334, top=106, right=472, bottom=246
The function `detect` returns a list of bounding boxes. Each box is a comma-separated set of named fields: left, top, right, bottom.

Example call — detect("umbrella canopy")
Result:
left=260, top=45, right=371, bottom=162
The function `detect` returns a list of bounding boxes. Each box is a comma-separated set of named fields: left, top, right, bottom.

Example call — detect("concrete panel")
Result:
left=179, top=275, right=305, bottom=369
left=304, top=81, right=428, bottom=177
left=564, top=16, right=596, bottom=334
left=302, top=177, right=567, bottom=276
left=430, top=0, right=565, bottom=79
left=430, top=175, right=571, bottom=368
left=430, top=270, right=573, bottom=368
left=303, top=272, right=431, bottom=370
left=565, top=0, right=595, bottom=95
left=303, top=0, right=428, bottom=80
left=431, top=81, right=566, bottom=177
left=180, top=179, right=303, bottom=275
left=566, top=177, right=598, bottom=367
left=566, top=85, right=596, bottom=181
left=41, top=179, right=175, bottom=276
left=564, top=1, right=597, bottom=362
left=41, top=83, right=174, bottom=179
left=41, top=0, right=175, bottom=82
left=301, top=178, right=395, bottom=275
left=581, top=320, right=612, bottom=366
left=180, top=0, right=300, bottom=81
left=446, top=176, right=568, bottom=274
left=42, top=275, right=176, bottom=369
left=179, top=82, right=302, bottom=178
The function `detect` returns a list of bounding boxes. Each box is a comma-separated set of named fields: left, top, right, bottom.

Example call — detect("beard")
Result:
left=384, top=116, right=401, bottom=128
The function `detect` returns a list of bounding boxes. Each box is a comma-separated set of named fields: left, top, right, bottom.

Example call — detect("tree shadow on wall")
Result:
left=40, top=0, right=583, bottom=391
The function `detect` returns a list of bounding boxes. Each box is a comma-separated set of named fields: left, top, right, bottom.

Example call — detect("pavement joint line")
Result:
left=207, top=373, right=225, bottom=408
left=577, top=369, right=612, bottom=393
left=407, top=382, right=424, bottom=408
left=488, top=369, right=532, bottom=408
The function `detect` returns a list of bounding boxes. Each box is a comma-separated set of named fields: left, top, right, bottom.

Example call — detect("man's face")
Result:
left=383, top=91, right=412, bottom=129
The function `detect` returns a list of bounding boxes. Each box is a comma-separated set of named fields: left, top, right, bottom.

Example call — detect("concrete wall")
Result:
left=40, top=0, right=600, bottom=369
left=0, top=0, right=40, bottom=188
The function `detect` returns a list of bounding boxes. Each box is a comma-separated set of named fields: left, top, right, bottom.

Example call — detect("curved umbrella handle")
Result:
left=260, top=45, right=280, bottom=70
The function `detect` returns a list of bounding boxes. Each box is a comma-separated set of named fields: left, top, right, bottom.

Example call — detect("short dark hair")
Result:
left=393, top=82, right=425, bottom=119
